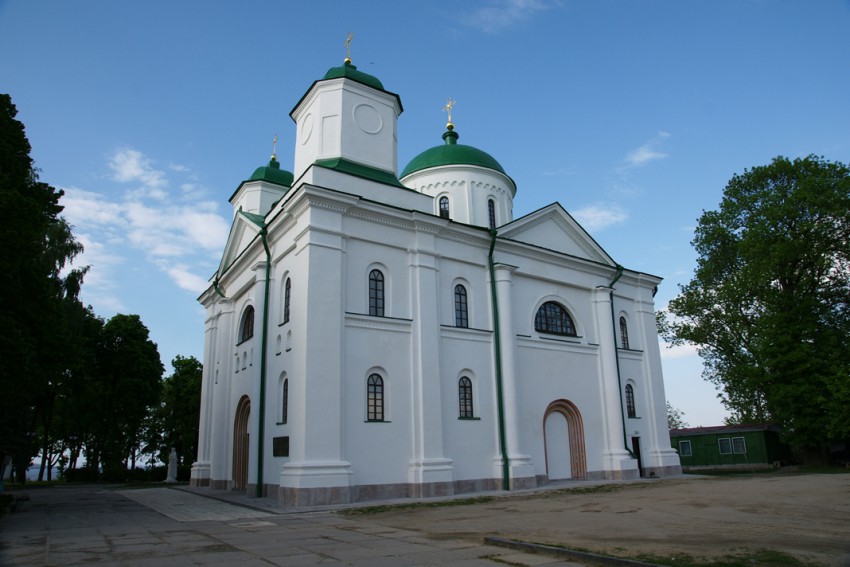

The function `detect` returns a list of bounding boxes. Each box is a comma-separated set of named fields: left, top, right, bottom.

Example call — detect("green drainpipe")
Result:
left=605, top=265, right=637, bottom=460
left=256, top=228, right=271, bottom=497
left=488, top=229, right=510, bottom=491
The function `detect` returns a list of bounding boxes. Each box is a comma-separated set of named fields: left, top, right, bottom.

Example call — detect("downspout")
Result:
left=256, top=227, right=271, bottom=497
left=488, top=229, right=510, bottom=491
left=605, top=264, right=636, bottom=459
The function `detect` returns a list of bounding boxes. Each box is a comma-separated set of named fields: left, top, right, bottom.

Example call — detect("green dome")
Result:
left=323, top=61, right=384, bottom=91
left=400, top=130, right=507, bottom=179
left=250, top=157, right=293, bottom=187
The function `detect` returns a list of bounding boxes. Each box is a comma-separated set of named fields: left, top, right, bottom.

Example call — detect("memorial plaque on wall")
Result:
left=273, top=436, right=290, bottom=457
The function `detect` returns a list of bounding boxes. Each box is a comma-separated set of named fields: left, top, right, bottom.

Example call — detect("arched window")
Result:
left=625, top=384, right=636, bottom=418
left=367, top=374, right=384, bottom=422
left=458, top=377, right=474, bottom=418
left=282, top=378, right=289, bottom=424
left=369, top=269, right=384, bottom=317
left=283, top=278, right=291, bottom=324
left=488, top=199, right=496, bottom=229
left=619, top=316, right=629, bottom=349
left=454, top=284, right=468, bottom=328
left=439, top=196, right=450, bottom=219
left=534, top=301, right=577, bottom=336
left=239, top=306, right=255, bottom=343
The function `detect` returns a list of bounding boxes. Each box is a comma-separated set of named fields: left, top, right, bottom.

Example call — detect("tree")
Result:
left=667, top=402, right=688, bottom=430
left=86, top=314, right=164, bottom=475
left=665, top=155, right=850, bottom=458
left=0, top=93, right=87, bottom=483
left=147, top=356, right=202, bottom=467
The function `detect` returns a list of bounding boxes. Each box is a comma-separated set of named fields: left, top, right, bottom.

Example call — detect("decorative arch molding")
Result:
left=543, top=399, right=587, bottom=479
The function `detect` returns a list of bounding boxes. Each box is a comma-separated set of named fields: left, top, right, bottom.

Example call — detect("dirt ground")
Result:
left=359, top=472, right=850, bottom=566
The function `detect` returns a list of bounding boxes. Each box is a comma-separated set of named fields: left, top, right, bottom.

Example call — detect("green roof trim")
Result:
left=249, top=157, right=293, bottom=187
left=314, top=157, right=405, bottom=188
left=238, top=210, right=266, bottom=228
left=400, top=129, right=507, bottom=178
left=323, top=61, right=384, bottom=91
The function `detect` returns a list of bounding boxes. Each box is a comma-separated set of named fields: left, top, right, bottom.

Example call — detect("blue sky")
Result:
left=2, top=0, right=848, bottom=427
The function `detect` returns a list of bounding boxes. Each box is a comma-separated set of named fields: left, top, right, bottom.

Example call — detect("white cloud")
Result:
left=62, top=147, right=230, bottom=304
left=659, top=342, right=700, bottom=360
left=571, top=203, right=628, bottom=231
left=465, top=0, right=556, bottom=33
left=167, top=265, right=211, bottom=294
left=110, top=148, right=168, bottom=199
left=623, top=131, right=671, bottom=167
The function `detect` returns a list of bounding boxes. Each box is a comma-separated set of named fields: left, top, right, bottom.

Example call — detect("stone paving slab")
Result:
left=0, top=485, right=586, bottom=566
left=120, top=487, right=275, bottom=522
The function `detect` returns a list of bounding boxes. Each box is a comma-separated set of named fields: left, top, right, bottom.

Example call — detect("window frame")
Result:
left=367, top=374, right=384, bottom=422
left=488, top=199, right=496, bottom=229
left=619, top=316, right=629, bottom=349
left=283, top=277, right=291, bottom=324
left=679, top=440, right=693, bottom=457
left=458, top=377, right=474, bottom=419
left=281, top=378, right=288, bottom=425
left=718, top=437, right=733, bottom=455
left=732, top=436, right=747, bottom=454
left=625, top=384, right=636, bottom=418
left=368, top=269, right=385, bottom=317
left=439, top=196, right=450, bottom=219
left=239, top=305, right=255, bottom=343
left=534, top=301, right=577, bottom=337
left=454, top=284, right=469, bottom=328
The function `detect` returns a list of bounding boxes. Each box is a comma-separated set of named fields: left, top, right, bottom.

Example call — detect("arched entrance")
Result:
left=232, top=395, right=250, bottom=491
left=543, top=399, right=587, bottom=480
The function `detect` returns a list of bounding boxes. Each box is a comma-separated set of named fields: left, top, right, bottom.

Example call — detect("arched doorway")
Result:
left=232, top=395, right=250, bottom=491
left=543, top=399, right=587, bottom=479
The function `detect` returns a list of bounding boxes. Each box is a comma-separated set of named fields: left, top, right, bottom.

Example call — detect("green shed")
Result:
left=670, top=424, right=793, bottom=471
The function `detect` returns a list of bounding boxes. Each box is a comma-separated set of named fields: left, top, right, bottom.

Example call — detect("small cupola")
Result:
left=229, top=139, right=293, bottom=219
left=400, top=102, right=516, bottom=228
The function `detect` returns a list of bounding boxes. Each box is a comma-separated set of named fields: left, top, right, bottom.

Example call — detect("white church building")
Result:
left=190, top=54, right=681, bottom=506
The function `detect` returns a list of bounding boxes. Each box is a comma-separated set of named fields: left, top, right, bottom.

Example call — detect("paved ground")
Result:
left=2, top=472, right=848, bottom=566
left=0, top=484, right=585, bottom=566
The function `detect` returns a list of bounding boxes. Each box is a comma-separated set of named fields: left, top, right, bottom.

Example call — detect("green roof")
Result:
left=249, top=157, right=293, bottom=187
left=400, top=129, right=507, bottom=178
left=323, top=61, right=384, bottom=91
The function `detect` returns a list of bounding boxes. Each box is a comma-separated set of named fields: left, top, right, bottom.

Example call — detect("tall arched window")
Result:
left=239, top=306, right=255, bottom=343
left=369, top=269, right=384, bottom=317
left=619, top=316, right=629, bottom=349
left=458, top=377, right=473, bottom=419
left=283, top=278, right=291, bottom=324
left=625, top=384, right=636, bottom=418
left=454, top=284, right=468, bottom=328
left=367, top=374, right=384, bottom=422
left=534, top=301, right=577, bottom=336
left=281, top=378, right=289, bottom=424
left=439, top=196, right=450, bottom=219
left=488, top=199, right=496, bottom=229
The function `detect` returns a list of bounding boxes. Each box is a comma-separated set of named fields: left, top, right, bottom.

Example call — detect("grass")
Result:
left=632, top=549, right=822, bottom=567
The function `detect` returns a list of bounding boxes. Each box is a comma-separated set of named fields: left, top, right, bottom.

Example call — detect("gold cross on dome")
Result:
left=344, top=32, right=354, bottom=62
left=443, top=98, right=457, bottom=125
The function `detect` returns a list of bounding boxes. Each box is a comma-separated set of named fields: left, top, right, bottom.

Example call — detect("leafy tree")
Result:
left=87, top=314, right=164, bottom=475
left=0, top=93, right=87, bottom=483
left=147, top=356, right=202, bottom=466
left=665, top=156, right=850, bottom=458
left=667, top=402, right=688, bottom=430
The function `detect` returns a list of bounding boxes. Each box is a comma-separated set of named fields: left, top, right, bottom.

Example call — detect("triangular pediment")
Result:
left=217, top=210, right=265, bottom=278
left=499, top=203, right=614, bottom=265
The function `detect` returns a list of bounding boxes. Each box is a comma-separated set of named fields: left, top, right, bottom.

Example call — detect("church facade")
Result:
left=190, top=56, right=681, bottom=506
